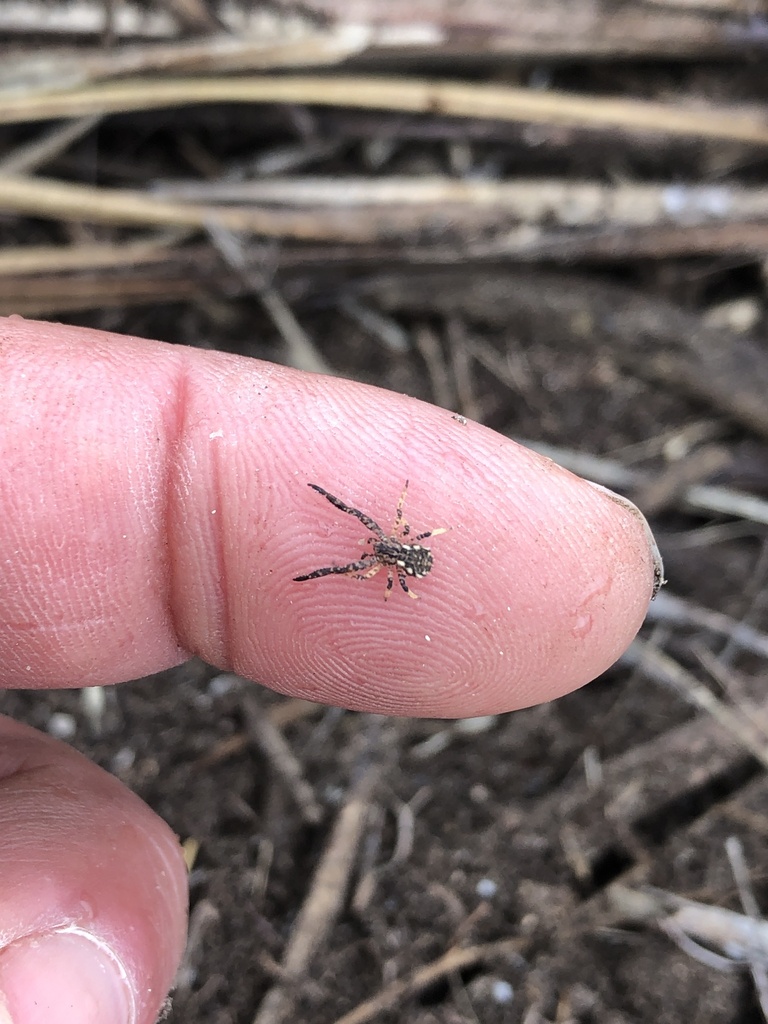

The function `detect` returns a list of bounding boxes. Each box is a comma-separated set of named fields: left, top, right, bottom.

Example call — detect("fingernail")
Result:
left=586, top=481, right=666, bottom=598
left=0, top=929, right=134, bottom=1024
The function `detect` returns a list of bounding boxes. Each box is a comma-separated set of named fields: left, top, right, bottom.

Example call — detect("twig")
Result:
left=240, top=691, right=324, bottom=827
left=259, top=284, right=333, bottom=375
left=0, top=0, right=762, bottom=60
left=252, top=767, right=378, bottom=1024
left=361, top=269, right=768, bottom=440
left=207, top=223, right=333, bottom=375
left=154, top=176, right=768, bottom=227
left=726, top=837, right=768, bottom=1020
left=175, top=899, right=220, bottom=993
left=610, top=884, right=768, bottom=966
left=632, top=444, right=730, bottom=515
left=2, top=76, right=768, bottom=146
left=446, top=315, right=483, bottom=423
left=0, top=28, right=377, bottom=92
left=726, top=837, right=762, bottom=922
left=330, top=938, right=524, bottom=1024
left=410, top=716, right=498, bottom=760
left=413, top=323, right=455, bottom=411
left=0, top=174, right=391, bottom=239
left=517, top=438, right=768, bottom=525
left=624, top=639, right=768, bottom=770
left=0, top=114, right=101, bottom=175
left=646, top=590, right=768, bottom=659
left=338, top=296, right=409, bottom=354
left=718, top=537, right=768, bottom=668
left=0, top=233, right=187, bottom=275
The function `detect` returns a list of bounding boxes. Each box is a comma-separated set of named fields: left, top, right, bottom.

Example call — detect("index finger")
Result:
left=0, top=316, right=660, bottom=716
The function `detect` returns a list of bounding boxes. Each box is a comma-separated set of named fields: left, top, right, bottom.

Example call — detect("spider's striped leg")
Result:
left=397, top=569, right=419, bottom=599
left=393, top=480, right=411, bottom=537
left=294, top=556, right=373, bottom=582
left=354, top=562, right=383, bottom=581
left=384, top=570, right=395, bottom=601
left=308, top=484, right=385, bottom=538
left=413, top=527, right=448, bottom=542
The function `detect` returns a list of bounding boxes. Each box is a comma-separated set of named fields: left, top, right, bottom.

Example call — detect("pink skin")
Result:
left=0, top=315, right=659, bottom=1024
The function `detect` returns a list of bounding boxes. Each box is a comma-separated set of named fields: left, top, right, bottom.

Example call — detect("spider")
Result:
left=293, top=481, right=447, bottom=600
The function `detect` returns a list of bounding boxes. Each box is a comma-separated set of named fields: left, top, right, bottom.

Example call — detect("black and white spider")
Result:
left=293, top=481, right=447, bottom=600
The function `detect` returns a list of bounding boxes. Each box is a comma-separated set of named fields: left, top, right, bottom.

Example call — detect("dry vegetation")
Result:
left=4, top=1, right=768, bottom=1021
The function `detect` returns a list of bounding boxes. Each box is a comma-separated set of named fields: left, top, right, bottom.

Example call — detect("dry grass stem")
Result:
left=175, top=899, right=221, bottom=993
left=331, top=938, right=524, bottom=1024
left=207, top=223, right=333, bottom=374
left=240, top=692, right=324, bottom=827
left=726, top=837, right=768, bottom=1019
left=610, top=885, right=768, bottom=967
left=519, top=439, right=768, bottom=526
left=647, top=592, right=768, bottom=660
left=0, top=235, right=186, bottom=276
left=362, top=269, right=768, bottom=439
left=0, top=28, right=376, bottom=92
left=252, top=768, right=378, bottom=1024
left=0, top=114, right=102, bottom=175
left=0, top=175, right=389, bottom=239
left=156, top=177, right=768, bottom=228
left=625, top=639, right=768, bottom=770
left=1, top=76, right=768, bottom=146
left=0, top=0, right=757, bottom=60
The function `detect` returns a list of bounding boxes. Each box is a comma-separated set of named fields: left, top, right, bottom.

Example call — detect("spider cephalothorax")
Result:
left=293, top=481, right=447, bottom=600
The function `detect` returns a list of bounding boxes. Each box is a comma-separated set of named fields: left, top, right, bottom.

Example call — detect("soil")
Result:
left=3, top=24, right=768, bottom=1024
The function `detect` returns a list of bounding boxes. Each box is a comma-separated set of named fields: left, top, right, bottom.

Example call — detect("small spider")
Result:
left=293, top=481, right=447, bottom=600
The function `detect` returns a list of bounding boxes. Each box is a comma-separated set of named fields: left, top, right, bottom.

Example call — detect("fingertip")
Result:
left=259, top=437, right=660, bottom=718
left=584, top=480, right=666, bottom=598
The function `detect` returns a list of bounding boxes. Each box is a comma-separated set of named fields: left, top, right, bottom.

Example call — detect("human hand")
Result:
left=0, top=315, right=661, bottom=1024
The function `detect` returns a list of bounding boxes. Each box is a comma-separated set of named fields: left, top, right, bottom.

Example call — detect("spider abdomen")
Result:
left=374, top=540, right=434, bottom=578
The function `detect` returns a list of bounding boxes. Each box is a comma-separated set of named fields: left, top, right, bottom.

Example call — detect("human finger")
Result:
left=0, top=715, right=187, bottom=1024
left=0, top=315, right=660, bottom=715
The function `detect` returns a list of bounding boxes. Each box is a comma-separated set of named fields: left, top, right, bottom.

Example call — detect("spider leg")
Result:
left=384, top=570, right=394, bottom=601
left=294, top=556, right=374, bottom=582
left=393, top=480, right=411, bottom=536
left=413, top=527, right=448, bottom=542
left=308, top=484, right=385, bottom=538
left=355, top=562, right=383, bottom=581
left=397, top=568, right=420, bottom=599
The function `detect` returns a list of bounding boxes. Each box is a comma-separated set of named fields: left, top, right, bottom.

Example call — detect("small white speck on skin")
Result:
left=209, top=429, right=224, bottom=440
left=425, top=635, right=431, bottom=641
left=211, top=509, right=217, bottom=514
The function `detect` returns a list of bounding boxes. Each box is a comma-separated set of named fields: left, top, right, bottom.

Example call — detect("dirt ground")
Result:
left=4, top=4, right=768, bottom=1021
